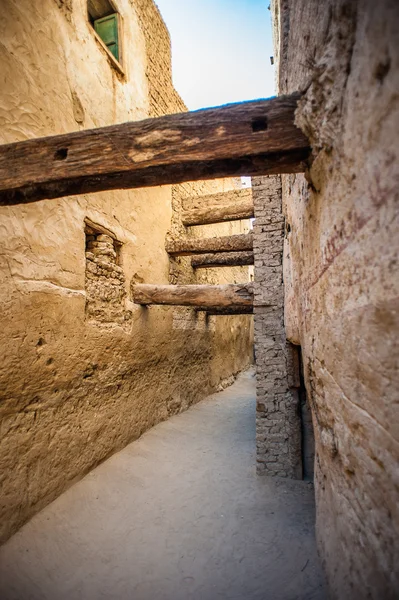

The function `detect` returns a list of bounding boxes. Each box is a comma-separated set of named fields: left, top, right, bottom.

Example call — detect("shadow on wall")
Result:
left=297, top=346, right=315, bottom=481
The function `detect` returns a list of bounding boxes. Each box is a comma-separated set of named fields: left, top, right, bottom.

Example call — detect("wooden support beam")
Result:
left=166, top=233, right=253, bottom=256
left=198, top=307, right=254, bottom=316
left=182, top=189, right=254, bottom=226
left=0, top=94, right=309, bottom=205
left=132, top=283, right=253, bottom=308
left=191, top=251, right=254, bottom=268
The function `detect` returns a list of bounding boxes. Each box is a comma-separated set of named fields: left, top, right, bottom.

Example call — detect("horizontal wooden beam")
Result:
left=166, top=233, right=253, bottom=256
left=198, top=306, right=254, bottom=316
left=182, top=189, right=254, bottom=226
left=0, top=94, right=309, bottom=205
left=191, top=251, right=254, bottom=268
left=132, top=283, right=253, bottom=308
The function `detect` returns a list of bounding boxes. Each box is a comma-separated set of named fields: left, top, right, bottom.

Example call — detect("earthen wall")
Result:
left=253, top=176, right=302, bottom=479
left=271, top=0, right=399, bottom=597
left=0, top=0, right=253, bottom=544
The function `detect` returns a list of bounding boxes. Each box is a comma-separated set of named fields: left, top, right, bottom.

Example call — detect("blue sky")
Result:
left=154, top=0, right=276, bottom=110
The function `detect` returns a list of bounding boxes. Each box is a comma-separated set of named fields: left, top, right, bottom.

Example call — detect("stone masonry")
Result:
left=253, top=176, right=302, bottom=479
left=85, top=224, right=132, bottom=328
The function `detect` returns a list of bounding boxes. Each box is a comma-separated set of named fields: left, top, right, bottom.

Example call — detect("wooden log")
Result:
left=132, top=283, right=253, bottom=308
left=0, top=94, right=310, bottom=205
left=182, top=189, right=254, bottom=226
left=166, top=233, right=253, bottom=256
left=191, top=251, right=254, bottom=268
left=197, top=306, right=254, bottom=315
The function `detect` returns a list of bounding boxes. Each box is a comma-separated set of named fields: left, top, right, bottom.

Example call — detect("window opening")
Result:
left=88, top=1, right=121, bottom=65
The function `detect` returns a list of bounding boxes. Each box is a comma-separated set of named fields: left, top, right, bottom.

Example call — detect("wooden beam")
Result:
left=191, top=251, right=254, bottom=268
left=182, top=189, right=254, bottom=226
left=0, top=94, right=309, bottom=205
left=198, top=307, right=254, bottom=316
left=166, top=233, right=253, bottom=256
left=132, top=283, right=253, bottom=308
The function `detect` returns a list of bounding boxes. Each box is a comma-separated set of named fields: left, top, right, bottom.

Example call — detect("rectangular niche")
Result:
left=84, top=219, right=131, bottom=326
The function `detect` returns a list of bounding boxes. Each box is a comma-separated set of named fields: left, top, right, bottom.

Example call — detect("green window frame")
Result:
left=94, top=13, right=120, bottom=62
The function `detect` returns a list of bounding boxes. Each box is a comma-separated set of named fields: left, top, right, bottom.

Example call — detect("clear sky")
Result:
left=154, top=0, right=276, bottom=110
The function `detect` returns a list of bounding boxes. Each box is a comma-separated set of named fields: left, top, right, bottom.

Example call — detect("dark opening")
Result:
left=87, top=0, right=115, bottom=22
left=252, top=118, right=268, bottom=132
left=54, top=148, right=68, bottom=161
left=298, top=348, right=315, bottom=481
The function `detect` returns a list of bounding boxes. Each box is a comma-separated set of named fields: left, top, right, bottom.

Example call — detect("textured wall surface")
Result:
left=133, top=0, right=186, bottom=117
left=253, top=176, right=302, bottom=479
left=85, top=227, right=131, bottom=326
left=0, top=0, right=253, bottom=544
left=271, top=0, right=399, bottom=597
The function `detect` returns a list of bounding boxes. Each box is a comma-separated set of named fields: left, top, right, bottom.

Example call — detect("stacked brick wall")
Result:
left=133, top=0, right=186, bottom=117
left=253, top=175, right=302, bottom=479
left=85, top=226, right=131, bottom=327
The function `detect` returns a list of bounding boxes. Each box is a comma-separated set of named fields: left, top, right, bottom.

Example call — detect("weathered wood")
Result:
left=88, top=0, right=114, bottom=19
left=197, top=306, right=254, bottom=315
left=0, top=94, right=310, bottom=205
left=132, top=283, right=253, bottom=308
left=182, top=189, right=254, bottom=226
left=191, top=251, right=254, bottom=268
left=166, top=233, right=253, bottom=256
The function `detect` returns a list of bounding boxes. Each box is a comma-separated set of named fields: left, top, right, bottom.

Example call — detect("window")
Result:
left=88, top=0, right=122, bottom=67
left=94, top=14, right=119, bottom=61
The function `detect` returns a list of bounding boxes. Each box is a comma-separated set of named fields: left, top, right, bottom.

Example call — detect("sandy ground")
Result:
left=0, top=369, right=327, bottom=600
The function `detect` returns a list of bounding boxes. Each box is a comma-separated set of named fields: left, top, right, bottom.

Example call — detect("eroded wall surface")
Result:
left=272, top=0, right=399, bottom=597
left=0, top=0, right=253, bottom=544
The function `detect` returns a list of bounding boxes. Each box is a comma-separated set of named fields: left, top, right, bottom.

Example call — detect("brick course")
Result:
left=252, top=175, right=302, bottom=479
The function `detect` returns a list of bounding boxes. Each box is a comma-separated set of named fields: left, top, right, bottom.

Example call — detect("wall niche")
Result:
left=85, top=219, right=131, bottom=327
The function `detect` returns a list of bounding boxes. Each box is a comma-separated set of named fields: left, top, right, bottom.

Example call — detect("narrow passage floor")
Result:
left=0, top=369, right=327, bottom=600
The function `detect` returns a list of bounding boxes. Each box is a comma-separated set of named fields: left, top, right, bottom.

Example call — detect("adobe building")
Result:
left=0, top=0, right=253, bottom=544
left=252, top=1, right=398, bottom=598
left=0, top=0, right=398, bottom=599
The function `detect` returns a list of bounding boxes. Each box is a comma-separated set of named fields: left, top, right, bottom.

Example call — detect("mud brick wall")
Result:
left=85, top=228, right=132, bottom=327
left=253, top=175, right=302, bottom=479
left=0, top=0, right=252, bottom=545
left=133, top=0, right=186, bottom=117
left=271, top=0, right=399, bottom=597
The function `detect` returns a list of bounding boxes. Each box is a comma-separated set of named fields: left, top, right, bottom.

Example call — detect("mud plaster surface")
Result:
left=0, top=371, right=326, bottom=600
left=271, top=0, right=399, bottom=597
left=0, top=0, right=252, bottom=543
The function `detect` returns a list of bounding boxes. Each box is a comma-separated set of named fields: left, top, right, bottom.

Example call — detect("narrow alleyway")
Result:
left=0, top=370, right=326, bottom=600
